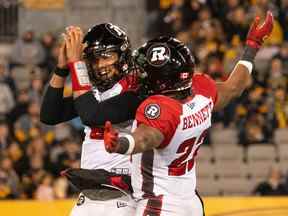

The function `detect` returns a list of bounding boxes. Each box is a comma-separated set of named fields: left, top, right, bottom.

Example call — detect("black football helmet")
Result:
left=82, top=23, right=132, bottom=91
left=133, top=36, right=195, bottom=95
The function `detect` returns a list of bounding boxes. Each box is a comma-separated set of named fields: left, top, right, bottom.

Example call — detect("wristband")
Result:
left=119, top=134, right=135, bottom=155
left=237, top=60, right=253, bottom=74
left=54, top=67, right=69, bottom=77
left=68, top=61, right=92, bottom=91
left=241, top=46, right=258, bottom=62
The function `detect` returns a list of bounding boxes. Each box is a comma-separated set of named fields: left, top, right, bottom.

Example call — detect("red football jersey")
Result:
left=131, top=73, right=217, bottom=199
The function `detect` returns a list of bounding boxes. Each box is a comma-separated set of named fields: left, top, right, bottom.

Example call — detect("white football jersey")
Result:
left=131, top=74, right=218, bottom=200
left=81, top=76, right=135, bottom=175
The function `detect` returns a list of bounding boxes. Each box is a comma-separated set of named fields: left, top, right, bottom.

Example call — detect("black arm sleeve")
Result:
left=40, top=86, right=78, bottom=125
left=74, top=91, right=143, bottom=127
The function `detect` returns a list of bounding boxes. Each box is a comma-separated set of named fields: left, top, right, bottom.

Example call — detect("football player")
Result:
left=103, top=12, right=274, bottom=215
left=40, top=24, right=139, bottom=216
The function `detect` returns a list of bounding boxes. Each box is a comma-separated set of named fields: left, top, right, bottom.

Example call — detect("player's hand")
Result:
left=104, top=121, right=119, bottom=153
left=246, top=11, right=274, bottom=49
left=64, top=26, right=84, bottom=62
left=57, top=38, right=67, bottom=69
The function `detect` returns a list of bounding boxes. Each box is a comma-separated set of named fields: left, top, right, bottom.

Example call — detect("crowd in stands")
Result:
left=146, top=0, right=288, bottom=196
left=146, top=0, right=288, bottom=143
left=0, top=29, right=82, bottom=199
left=0, top=0, right=288, bottom=200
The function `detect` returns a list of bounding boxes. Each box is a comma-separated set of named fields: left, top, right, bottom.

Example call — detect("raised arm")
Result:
left=40, top=83, right=77, bottom=125
left=40, top=40, right=78, bottom=125
left=64, top=26, right=93, bottom=100
left=214, top=11, right=274, bottom=111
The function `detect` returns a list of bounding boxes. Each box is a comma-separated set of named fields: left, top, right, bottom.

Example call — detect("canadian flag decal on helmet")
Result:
left=180, top=72, right=189, bottom=79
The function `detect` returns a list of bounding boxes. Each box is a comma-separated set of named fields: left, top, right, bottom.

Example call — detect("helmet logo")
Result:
left=106, top=23, right=125, bottom=38
left=151, top=47, right=166, bottom=61
left=147, top=44, right=170, bottom=67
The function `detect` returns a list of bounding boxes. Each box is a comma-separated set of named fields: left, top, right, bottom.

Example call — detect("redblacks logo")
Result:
left=147, top=43, right=170, bottom=67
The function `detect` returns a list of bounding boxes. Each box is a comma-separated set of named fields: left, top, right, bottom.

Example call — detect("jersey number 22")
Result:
left=168, top=130, right=207, bottom=176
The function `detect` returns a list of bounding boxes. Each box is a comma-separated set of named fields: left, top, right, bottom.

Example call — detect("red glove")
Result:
left=110, top=176, right=131, bottom=192
left=104, top=121, right=119, bottom=153
left=246, top=11, right=274, bottom=50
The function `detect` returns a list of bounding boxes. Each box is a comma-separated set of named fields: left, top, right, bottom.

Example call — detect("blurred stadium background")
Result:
left=0, top=0, right=288, bottom=215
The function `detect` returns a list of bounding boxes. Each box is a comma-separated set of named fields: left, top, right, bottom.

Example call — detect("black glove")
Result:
left=61, top=168, right=133, bottom=193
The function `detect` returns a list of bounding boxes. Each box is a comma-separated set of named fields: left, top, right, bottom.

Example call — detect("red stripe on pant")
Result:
left=143, top=195, right=164, bottom=216
left=141, top=150, right=154, bottom=195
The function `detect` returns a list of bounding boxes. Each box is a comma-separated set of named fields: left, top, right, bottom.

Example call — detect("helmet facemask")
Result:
left=145, top=70, right=193, bottom=95
left=82, top=23, right=133, bottom=92
left=83, top=46, right=131, bottom=92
